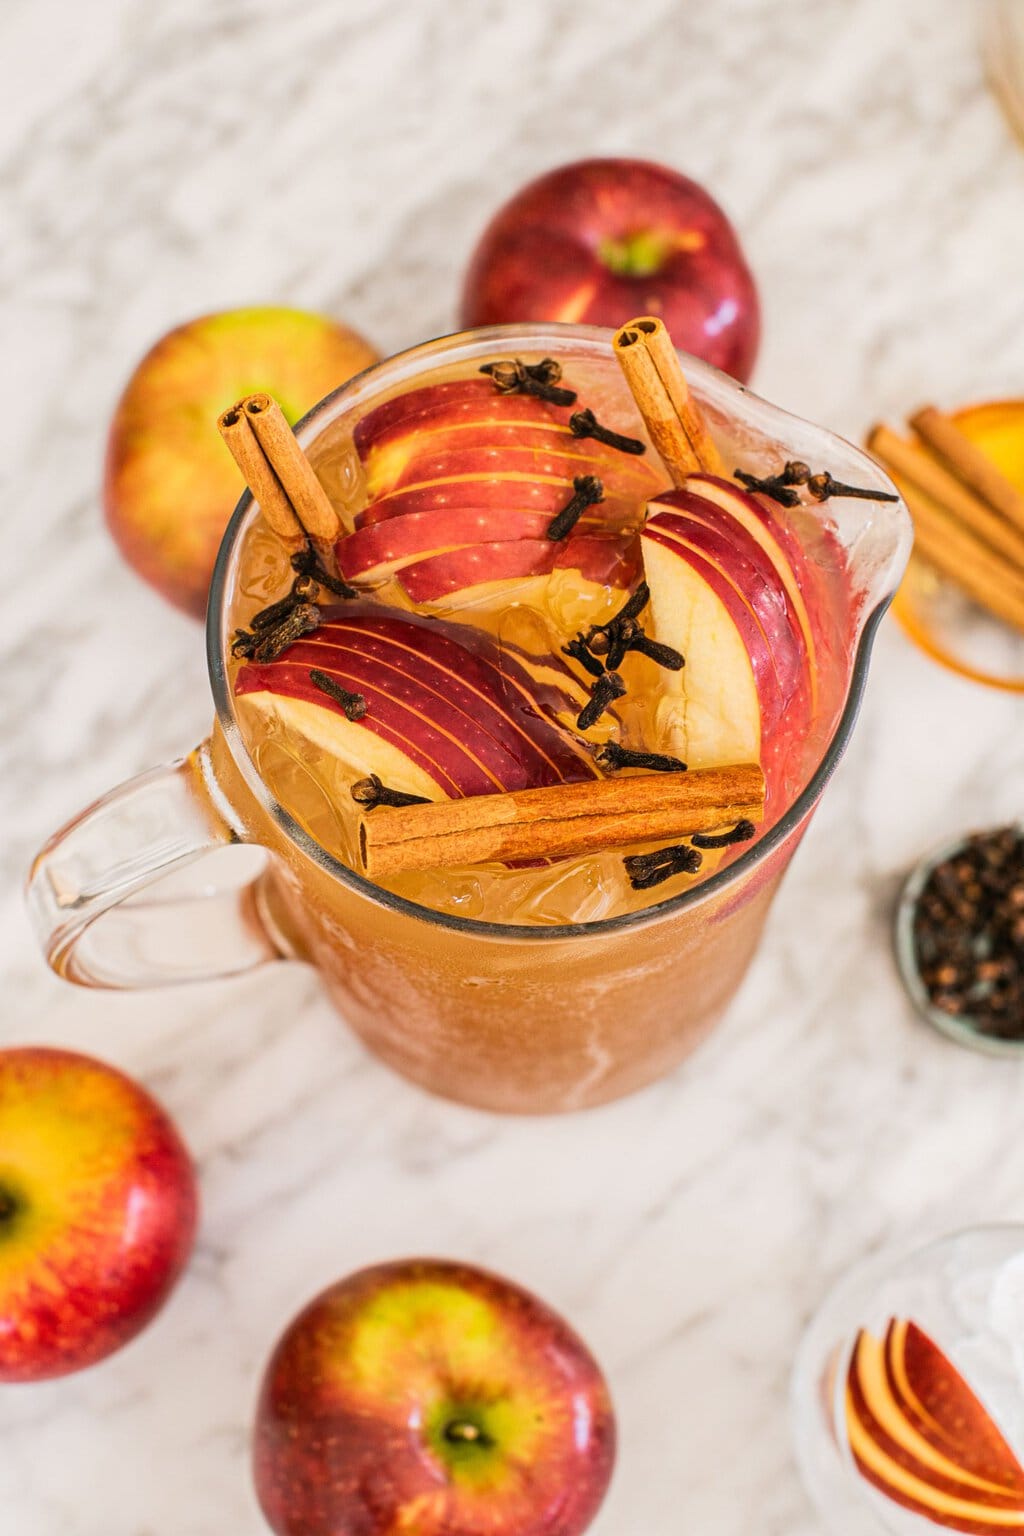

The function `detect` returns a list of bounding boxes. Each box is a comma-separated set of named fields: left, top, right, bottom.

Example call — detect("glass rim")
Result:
left=206, top=322, right=907, bottom=943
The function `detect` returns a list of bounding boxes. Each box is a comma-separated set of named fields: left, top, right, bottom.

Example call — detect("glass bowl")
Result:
left=894, top=826, right=1024, bottom=1057
left=891, top=401, right=1024, bottom=693
left=793, top=1224, right=1024, bottom=1536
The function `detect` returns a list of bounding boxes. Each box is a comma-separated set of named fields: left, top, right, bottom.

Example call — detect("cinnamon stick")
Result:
left=217, top=403, right=304, bottom=540
left=909, top=406, right=1024, bottom=539
left=243, top=393, right=340, bottom=540
left=867, top=424, right=1024, bottom=574
left=613, top=316, right=724, bottom=484
left=886, top=472, right=1024, bottom=634
left=359, top=763, right=765, bottom=878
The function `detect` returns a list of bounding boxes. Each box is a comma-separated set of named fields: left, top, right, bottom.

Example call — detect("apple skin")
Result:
left=395, top=532, right=639, bottom=602
left=845, top=1322, right=1024, bottom=1534
left=235, top=604, right=598, bottom=799
left=459, top=158, right=760, bottom=382
left=252, top=1258, right=616, bottom=1536
left=0, top=1046, right=197, bottom=1383
left=104, top=306, right=377, bottom=618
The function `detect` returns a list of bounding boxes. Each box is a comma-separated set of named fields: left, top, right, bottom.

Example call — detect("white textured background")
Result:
left=3, top=1, right=1024, bottom=1532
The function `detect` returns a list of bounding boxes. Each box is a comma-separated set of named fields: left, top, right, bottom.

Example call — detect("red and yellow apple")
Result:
left=459, top=159, right=761, bottom=382
left=235, top=604, right=598, bottom=802
left=104, top=306, right=378, bottom=617
left=252, top=1258, right=616, bottom=1536
left=845, top=1319, right=1024, bottom=1533
left=640, top=477, right=816, bottom=792
left=0, top=1046, right=197, bottom=1382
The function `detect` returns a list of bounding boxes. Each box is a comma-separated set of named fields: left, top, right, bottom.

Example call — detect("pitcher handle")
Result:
left=26, top=738, right=286, bottom=989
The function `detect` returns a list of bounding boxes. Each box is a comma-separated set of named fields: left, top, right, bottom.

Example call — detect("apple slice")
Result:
left=396, top=533, right=640, bottom=604
left=685, top=473, right=820, bottom=696
left=887, top=1320, right=1024, bottom=1494
left=355, top=477, right=640, bottom=534
left=337, top=508, right=557, bottom=585
left=235, top=605, right=597, bottom=804
left=640, top=518, right=780, bottom=770
left=845, top=1323, right=1024, bottom=1534
left=353, top=378, right=563, bottom=453
left=371, top=442, right=658, bottom=500
left=643, top=495, right=808, bottom=709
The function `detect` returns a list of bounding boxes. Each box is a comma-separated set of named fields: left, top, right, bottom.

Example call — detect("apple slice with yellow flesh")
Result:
left=644, top=492, right=809, bottom=708
left=352, top=378, right=558, bottom=451
left=337, top=508, right=558, bottom=585
left=356, top=477, right=640, bottom=534
left=888, top=1320, right=1024, bottom=1493
left=845, top=1322, right=1024, bottom=1534
left=396, top=532, right=640, bottom=604
left=356, top=378, right=664, bottom=506
left=686, top=472, right=819, bottom=703
left=640, top=516, right=779, bottom=771
left=234, top=605, right=597, bottom=805
left=373, top=442, right=658, bottom=500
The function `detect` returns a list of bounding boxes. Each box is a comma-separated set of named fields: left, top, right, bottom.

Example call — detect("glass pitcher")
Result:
left=26, top=326, right=912, bottom=1114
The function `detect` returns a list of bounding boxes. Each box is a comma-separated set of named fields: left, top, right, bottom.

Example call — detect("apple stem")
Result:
left=443, top=1420, right=494, bottom=1449
left=0, top=1187, right=18, bottom=1224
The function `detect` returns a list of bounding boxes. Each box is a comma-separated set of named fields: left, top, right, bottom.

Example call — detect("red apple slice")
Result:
left=845, top=1324, right=1024, bottom=1535
left=396, top=533, right=639, bottom=603
left=887, top=1320, right=1024, bottom=1494
left=337, top=508, right=558, bottom=584
left=353, top=378, right=566, bottom=453
left=371, top=442, right=658, bottom=500
left=643, top=498, right=808, bottom=712
left=686, top=473, right=820, bottom=697
left=235, top=606, right=597, bottom=804
left=355, top=477, right=641, bottom=533
left=641, top=517, right=786, bottom=769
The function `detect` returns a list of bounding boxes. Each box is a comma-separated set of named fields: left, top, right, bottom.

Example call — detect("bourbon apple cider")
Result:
left=197, top=322, right=892, bottom=1112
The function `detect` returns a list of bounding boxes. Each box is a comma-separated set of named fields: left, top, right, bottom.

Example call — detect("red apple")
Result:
left=104, top=306, right=378, bottom=617
left=845, top=1322, right=1024, bottom=1533
left=235, top=604, right=598, bottom=802
left=0, top=1046, right=197, bottom=1382
left=253, top=1257, right=615, bottom=1536
left=460, top=159, right=761, bottom=381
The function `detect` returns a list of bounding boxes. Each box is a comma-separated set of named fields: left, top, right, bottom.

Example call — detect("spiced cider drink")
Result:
left=28, top=322, right=911, bottom=1112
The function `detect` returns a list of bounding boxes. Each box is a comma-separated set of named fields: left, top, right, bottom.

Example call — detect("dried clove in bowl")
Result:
left=894, top=824, right=1024, bottom=1052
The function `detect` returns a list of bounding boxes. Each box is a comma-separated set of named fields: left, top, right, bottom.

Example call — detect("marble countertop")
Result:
left=4, top=0, right=1024, bottom=1531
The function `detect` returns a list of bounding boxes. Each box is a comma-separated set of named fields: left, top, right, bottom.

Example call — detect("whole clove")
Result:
left=568, top=408, right=646, bottom=456
left=479, top=358, right=577, bottom=406
left=547, top=476, right=604, bottom=541
left=351, top=774, right=431, bottom=811
left=594, top=742, right=688, bottom=774
left=576, top=670, right=627, bottom=731
left=624, top=842, right=704, bottom=890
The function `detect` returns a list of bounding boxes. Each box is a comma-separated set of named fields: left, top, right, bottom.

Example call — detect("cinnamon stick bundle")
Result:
left=359, top=763, right=765, bottom=878
left=867, top=410, right=1024, bottom=635
left=910, top=407, right=1024, bottom=540
left=217, top=393, right=340, bottom=541
left=613, top=316, right=724, bottom=484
